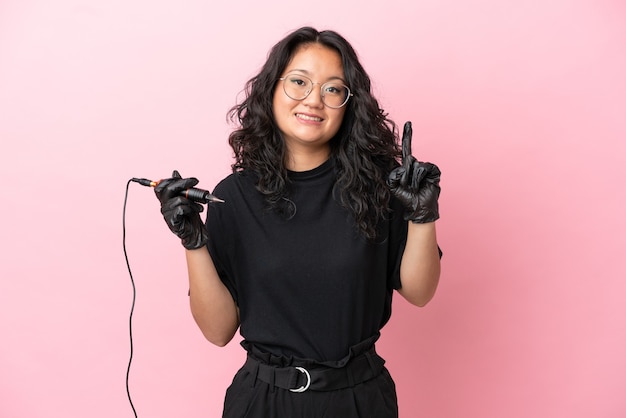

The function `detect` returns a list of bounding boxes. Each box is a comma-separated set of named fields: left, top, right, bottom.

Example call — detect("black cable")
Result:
left=122, top=179, right=138, bottom=418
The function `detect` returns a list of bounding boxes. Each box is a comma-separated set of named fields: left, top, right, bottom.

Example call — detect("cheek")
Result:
left=330, top=110, right=347, bottom=130
left=271, top=93, right=283, bottom=120
left=272, top=90, right=291, bottom=116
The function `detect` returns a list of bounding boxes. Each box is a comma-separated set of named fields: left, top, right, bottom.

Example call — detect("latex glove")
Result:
left=387, top=121, right=441, bottom=223
left=154, top=170, right=209, bottom=250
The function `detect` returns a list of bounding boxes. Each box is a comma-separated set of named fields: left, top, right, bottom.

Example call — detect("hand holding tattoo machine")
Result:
left=132, top=170, right=223, bottom=249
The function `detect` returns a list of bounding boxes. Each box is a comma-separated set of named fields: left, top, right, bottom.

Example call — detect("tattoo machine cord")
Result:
left=122, top=179, right=139, bottom=418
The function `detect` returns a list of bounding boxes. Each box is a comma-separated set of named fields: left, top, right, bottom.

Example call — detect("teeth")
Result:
left=297, top=113, right=322, bottom=122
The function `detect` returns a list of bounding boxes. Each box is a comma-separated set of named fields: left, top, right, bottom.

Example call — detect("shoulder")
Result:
left=213, top=170, right=258, bottom=195
left=210, top=170, right=264, bottom=215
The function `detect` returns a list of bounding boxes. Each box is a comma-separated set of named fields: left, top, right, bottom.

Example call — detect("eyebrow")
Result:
left=285, top=69, right=346, bottom=83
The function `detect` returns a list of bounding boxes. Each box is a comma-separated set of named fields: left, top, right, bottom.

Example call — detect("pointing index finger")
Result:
left=401, top=121, right=413, bottom=166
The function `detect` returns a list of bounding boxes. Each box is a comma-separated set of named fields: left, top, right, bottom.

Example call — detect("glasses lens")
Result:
left=283, top=75, right=312, bottom=100
left=321, top=82, right=350, bottom=108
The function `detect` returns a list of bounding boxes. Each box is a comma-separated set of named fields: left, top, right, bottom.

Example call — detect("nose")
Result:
left=302, top=84, right=324, bottom=108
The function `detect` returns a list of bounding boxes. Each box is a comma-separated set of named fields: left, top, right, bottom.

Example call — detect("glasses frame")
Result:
left=278, top=74, right=353, bottom=109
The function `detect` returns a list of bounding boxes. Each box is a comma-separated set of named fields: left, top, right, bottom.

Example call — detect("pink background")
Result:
left=1, top=1, right=625, bottom=417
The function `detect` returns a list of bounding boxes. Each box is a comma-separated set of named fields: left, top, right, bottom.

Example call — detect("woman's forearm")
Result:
left=186, top=248, right=240, bottom=346
left=398, top=221, right=441, bottom=307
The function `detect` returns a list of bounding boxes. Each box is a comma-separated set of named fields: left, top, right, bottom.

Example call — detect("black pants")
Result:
left=222, top=348, right=398, bottom=418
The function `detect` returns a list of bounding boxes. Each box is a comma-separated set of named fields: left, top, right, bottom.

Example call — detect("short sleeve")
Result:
left=388, top=199, right=408, bottom=290
left=205, top=180, right=239, bottom=304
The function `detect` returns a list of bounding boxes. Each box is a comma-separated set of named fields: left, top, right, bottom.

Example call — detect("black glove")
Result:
left=154, top=170, right=209, bottom=250
left=388, top=121, right=441, bottom=223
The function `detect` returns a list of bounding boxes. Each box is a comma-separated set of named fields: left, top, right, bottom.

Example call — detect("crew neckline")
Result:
left=287, top=157, right=335, bottom=181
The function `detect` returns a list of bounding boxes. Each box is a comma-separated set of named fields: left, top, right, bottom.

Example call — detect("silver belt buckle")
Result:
left=289, top=366, right=311, bottom=392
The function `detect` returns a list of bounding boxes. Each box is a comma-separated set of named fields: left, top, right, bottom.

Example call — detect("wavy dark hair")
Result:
left=228, top=27, right=400, bottom=240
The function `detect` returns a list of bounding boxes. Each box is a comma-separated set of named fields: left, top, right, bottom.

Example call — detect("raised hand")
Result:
left=387, top=121, right=441, bottom=223
left=154, top=170, right=209, bottom=250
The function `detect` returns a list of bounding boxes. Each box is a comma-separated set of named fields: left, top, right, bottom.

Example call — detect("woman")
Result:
left=155, top=26, right=442, bottom=417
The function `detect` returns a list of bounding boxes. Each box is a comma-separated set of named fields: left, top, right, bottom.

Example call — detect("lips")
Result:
left=296, top=113, right=323, bottom=122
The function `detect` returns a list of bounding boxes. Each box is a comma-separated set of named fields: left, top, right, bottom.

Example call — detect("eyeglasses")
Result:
left=278, top=74, right=353, bottom=109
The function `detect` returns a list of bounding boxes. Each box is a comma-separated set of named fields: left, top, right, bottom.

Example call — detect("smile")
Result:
left=296, top=113, right=323, bottom=122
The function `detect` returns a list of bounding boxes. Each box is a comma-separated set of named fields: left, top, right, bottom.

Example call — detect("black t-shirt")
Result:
left=206, top=158, right=408, bottom=365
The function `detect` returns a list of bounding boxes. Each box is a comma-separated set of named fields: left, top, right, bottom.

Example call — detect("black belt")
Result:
left=242, top=347, right=385, bottom=392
